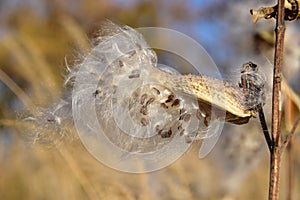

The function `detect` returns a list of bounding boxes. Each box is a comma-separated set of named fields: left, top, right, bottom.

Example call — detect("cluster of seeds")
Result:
left=125, top=83, right=197, bottom=141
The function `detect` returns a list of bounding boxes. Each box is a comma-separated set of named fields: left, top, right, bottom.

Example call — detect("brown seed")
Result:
left=179, top=129, right=185, bottom=136
left=167, top=129, right=172, bottom=137
left=146, top=97, right=155, bottom=106
left=152, top=87, right=160, bottom=95
left=179, top=108, right=186, bottom=114
left=47, top=118, right=55, bottom=122
left=140, top=106, right=148, bottom=115
left=179, top=113, right=185, bottom=120
left=128, top=73, right=140, bottom=79
left=185, top=136, right=192, bottom=143
left=93, top=89, right=101, bottom=97
left=165, top=94, right=174, bottom=103
left=140, top=94, right=147, bottom=104
left=160, top=103, right=168, bottom=109
left=119, top=60, right=124, bottom=67
left=177, top=124, right=182, bottom=131
left=160, top=129, right=172, bottom=138
left=196, top=110, right=204, bottom=120
left=183, top=113, right=191, bottom=122
left=160, top=131, right=168, bottom=138
left=155, top=125, right=160, bottom=131
left=171, top=99, right=180, bottom=107
left=141, top=118, right=148, bottom=126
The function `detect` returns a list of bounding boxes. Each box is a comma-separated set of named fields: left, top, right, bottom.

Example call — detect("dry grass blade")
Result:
left=19, top=34, right=60, bottom=97
left=57, top=146, right=102, bottom=199
left=1, top=35, right=58, bottom=103
left=60, top=15, right=91, bottom=53
left=280, top=114, right=300, bottom=153
left=0, top=67, right=33, bottom=108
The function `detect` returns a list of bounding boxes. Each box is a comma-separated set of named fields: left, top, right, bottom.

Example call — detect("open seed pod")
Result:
left=71, top=22, right=263, bottom=173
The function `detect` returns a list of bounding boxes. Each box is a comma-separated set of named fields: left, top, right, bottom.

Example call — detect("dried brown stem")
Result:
left=287, top=141, right=294, bottom=200
left=257, top=104, right=273, bottom=152
left=281, top=113, right=300, bottom=200
left=269, top=0, right=285, bottom=199
left=280, top=114, right=300, bottom=153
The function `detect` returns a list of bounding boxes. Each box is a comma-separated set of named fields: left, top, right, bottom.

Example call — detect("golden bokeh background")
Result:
left=0, top=1, right=299, bottom=199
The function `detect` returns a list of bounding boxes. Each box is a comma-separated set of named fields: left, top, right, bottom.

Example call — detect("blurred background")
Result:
left=0, top=0, right=300, bottom=199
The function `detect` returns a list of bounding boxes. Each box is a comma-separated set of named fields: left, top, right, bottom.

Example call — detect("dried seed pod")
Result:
left=71, top=21, right=264, bottom=172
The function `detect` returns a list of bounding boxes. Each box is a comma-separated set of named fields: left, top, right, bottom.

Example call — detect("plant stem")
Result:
left=269, top=0, right=285, bottom=199
left=257, top=104, right=273, bottom=152
left=280, top=114, right=300, bottom=152
left=287, top=141, right=294, bottom=200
